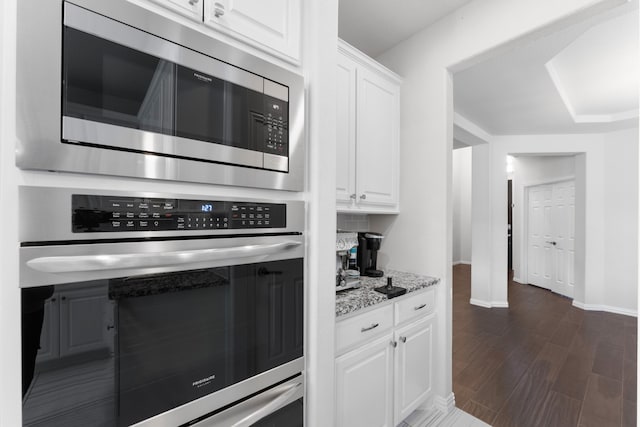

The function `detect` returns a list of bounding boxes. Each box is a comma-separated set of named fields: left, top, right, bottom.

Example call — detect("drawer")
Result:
left=394, top=288, right=435, bottom=325
left=336, top=304, right=393, bottom=354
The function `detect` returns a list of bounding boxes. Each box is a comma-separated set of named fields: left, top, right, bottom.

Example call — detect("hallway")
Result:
left=452, top=264, right=637, bottom=426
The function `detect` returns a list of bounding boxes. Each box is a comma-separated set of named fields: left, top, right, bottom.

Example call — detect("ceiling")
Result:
left=339, top=0, right=639, bottom=138
left=338, top=0, right=474, bottom=58
left=453, top=2, right=639, bottom=136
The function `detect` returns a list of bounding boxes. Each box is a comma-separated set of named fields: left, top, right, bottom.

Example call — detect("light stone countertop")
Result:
left=335, top=269, right=440, bottom=317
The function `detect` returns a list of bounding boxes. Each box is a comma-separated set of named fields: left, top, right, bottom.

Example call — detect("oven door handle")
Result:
left=26, top=241, right=303, bottom=273
left=230, top=382, right=303, bottom=427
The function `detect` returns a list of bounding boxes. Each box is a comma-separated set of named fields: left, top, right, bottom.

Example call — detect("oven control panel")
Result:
left=72, top=195, right=286, bottom=233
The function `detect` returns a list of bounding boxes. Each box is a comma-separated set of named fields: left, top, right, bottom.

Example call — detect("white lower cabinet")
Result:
left=37, top=284, right=113, bottom=362
left=335, top=334, right=394, bottom=427
left=394, top=316, right=434, bottom=423
left=335, top=288, right=436, bottom=426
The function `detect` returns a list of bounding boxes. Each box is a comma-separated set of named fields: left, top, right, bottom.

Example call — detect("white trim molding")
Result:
left=491, top=301, right=509, bottom=308
left=433, top=392, right=456, bottom=415
left=469, top=298, right=491, bottom=308
left=469, top=298, right=509, bottom=309
left=572, top=300, right=638, bottom=317
left=452, top=260, right=471, bottom=266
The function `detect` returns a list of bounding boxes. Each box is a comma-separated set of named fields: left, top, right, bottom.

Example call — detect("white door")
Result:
left=551, top=181, right=575, bottom=298
left=527, top=181, right=575, bottom=297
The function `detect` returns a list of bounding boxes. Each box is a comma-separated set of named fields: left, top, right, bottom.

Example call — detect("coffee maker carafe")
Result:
left=357, top=232, right=384, bottom=277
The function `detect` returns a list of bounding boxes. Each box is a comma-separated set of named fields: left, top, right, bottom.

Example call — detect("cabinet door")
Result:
left=394, top=315, right=434, bottom=424
left=59, top=287, right=110, bottom=357
left=335, top=334, right=394, bottom=427
left=147, top=0, right=204, bottom=21
left=336, top=52, right=358, bottom=205
left=204, top=0, right=301, bottom=62
left=355, top=67, right=399, bottom=208
left=36, top=296, right=60, bottom=362
left=254, top=259, right=304, bottom=372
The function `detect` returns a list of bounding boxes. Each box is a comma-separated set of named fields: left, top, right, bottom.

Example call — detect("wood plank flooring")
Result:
left=452, top=264, right=637, bottom=427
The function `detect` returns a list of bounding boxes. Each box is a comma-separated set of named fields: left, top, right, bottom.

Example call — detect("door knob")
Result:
left=349, top=193, right=357, bottom=200
left=213, top=2, right=225, bottom=17
left=360, top=194, right=367, bottom=200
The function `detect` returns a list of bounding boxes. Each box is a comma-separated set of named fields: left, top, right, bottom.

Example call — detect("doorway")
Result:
left=525, top=179, right=575, bottom=298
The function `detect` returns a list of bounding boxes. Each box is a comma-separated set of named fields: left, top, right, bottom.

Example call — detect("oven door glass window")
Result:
left=21, top=259, right=303, bottom=427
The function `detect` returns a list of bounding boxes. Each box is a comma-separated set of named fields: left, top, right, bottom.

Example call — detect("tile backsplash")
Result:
left=337, top=214, right=370, bottom=232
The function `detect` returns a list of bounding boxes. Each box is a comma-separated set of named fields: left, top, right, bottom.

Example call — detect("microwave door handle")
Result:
left=230, top=382, right=302, bottom=427
left=26, top=241, right=302, bottom=273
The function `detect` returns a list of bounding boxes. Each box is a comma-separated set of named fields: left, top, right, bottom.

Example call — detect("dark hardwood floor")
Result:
left=453, top=264, right=637, bottom=427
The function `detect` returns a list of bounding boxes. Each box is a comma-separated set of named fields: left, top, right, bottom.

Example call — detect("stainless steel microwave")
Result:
left=16, top=1, right=305, bottom=191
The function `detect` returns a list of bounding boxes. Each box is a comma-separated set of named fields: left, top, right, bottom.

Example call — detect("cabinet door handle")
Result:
left=213, top=2, right=225, bottom=17
left=106, top=325, right=115, bottom=331
left=361, top=323, right=379, bottom=332
left=360, top=194, right=367, bottom=200
left=391, top=340, right=397, bottom=348
left=61, top=296, right=66, bottom=301
left=414, top=303, right=427, bottom=311
left=400, top=336, right=407, bottom=343
left=188, top=0, right=199, bottom=5
left=349, top=193, right=357, bottom=200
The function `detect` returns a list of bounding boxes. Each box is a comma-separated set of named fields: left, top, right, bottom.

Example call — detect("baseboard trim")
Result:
left=512, top=276, right=525, bottom=284
left=491, top=301, right=509, bottom=308
left=452, top=260, right=471, bottom=266
left=469, top=298, right=491, bottom=308
left=433, top=392, right=456, bottom=415
left=470, top=298, right=509, bottom=309
left=572, top=301, right=638, bottom=317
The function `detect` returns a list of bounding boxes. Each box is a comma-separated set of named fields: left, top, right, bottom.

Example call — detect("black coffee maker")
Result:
left=357, top=232, right=384, bottom=277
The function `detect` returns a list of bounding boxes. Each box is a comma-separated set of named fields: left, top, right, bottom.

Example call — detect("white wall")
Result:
left=603, top=129, right=638, bottom=314
left=453, top=147, right=472, bottom=264
left=473, top=128, right=638, bottom=315
left=367, top=0, right=627, bottom=407
left=512, top=155, right=576, bottom=282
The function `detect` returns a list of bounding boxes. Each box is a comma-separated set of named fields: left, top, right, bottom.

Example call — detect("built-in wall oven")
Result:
left=16, top=0, right=304, bottom=191
left=20, top=187, right=305, bottom=426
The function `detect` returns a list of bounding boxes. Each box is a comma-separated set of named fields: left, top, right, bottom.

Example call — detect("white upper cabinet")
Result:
left=336, top=53, right=358, bottom=205
left=204, top=0, right=301, bottom=63
left=336, top=40, right=401, bottom=214
left=147, top=0, right=204, bottom=21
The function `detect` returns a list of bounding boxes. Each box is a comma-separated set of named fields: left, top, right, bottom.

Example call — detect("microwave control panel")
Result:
left=263, top=95, right=288, bottom=156
left=72, top=195, right=286, bottom=233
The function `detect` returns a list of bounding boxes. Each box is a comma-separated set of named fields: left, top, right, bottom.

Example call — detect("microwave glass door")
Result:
left=63, top=27, right=177, bottom=137
left=62, top=27, right=288, bottom=159
left=22, top=259, right=303, bottom=427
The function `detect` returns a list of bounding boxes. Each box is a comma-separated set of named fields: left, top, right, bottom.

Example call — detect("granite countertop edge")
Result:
left=335, top=269, right=440, bottom=318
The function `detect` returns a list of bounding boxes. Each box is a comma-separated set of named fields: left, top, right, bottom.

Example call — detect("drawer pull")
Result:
left=414, top=303, right=427, bottom=311
left=361, top=323, right=379, bottom=332
left=391, top=340, right=397, bottom=348
left=400, top=336, right=407, bottom=343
